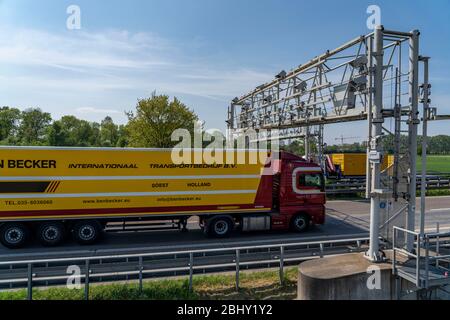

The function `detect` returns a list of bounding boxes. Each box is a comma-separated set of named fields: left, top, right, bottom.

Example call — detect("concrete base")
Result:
left=298, top=253, right=397, bottom=300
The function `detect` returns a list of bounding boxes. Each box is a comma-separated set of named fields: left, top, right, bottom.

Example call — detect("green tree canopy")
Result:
left=0, top=106, right=21, bottom=144
left=126, top=93, right=198, bottom=148
left=47, top=115, right=98, bottom=147
left=100, top=116, right=119, bottom=147
left=17, top=108, right=52, bottom=145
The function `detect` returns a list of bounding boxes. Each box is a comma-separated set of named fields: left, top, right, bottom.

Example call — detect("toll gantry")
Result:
left=227, top=25, right=450, bottom=295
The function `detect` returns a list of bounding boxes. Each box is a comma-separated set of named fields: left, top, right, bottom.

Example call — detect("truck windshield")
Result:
left=299, top=173, right=324, bottom=190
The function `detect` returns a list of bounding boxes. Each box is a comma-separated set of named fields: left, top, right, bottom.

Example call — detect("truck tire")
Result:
left=0, top=223, right=30, bottom=249
left=205, top=216, right=234, bottom=238
left=72, top=221, right=102, bottom=245
left=290, top=214, right=310, bottom=233
left=37, top=222, right=66, bottom=247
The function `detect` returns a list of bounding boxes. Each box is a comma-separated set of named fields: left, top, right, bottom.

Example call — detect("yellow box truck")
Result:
left=0, top=147, right=326, bottom=248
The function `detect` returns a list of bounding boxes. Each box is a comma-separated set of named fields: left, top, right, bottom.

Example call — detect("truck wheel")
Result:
left=37, top=222, right=65, bottom=247
left=206, top=216, right=234, bottom=238
left=290, top=214, right=310, bottom=233
left=0, top=223, right=30, bottom=249
left=72, top=221, right=102, bottom=245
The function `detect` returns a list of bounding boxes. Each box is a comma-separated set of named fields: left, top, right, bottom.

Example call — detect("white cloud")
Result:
left=0, top=28, right=171, bottom=71
left=0, top=26, right=276, bottom=131
left=0, top=26, right=274, bottom=110
left=76, top=107, right=123, bottom=115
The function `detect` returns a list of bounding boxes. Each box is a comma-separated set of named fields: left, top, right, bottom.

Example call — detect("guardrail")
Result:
left=0, top=236, right=369, bottom=300
left=326, top=175, right=450, bottom=194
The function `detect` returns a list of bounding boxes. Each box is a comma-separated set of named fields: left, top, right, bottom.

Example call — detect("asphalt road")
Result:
left=0, top=196, right=448, bottom=261
left=327, top=195, right=450, bottom=232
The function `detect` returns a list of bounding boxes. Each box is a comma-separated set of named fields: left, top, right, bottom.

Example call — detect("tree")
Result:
left=116, top=125, right=129, bottom=148
left=281, top=140, right=305, bottom=156
left=89, top=122, right=102, bottom=147
left=126, top=93, right=199, bottom=148
left=47, top=120, right=67, bottom=146
left=46, top=116, right=94, bottom=147
left=0, top=106, right=21, bottom=144
left=17, top=108, right=52, bottom=145
left=100, top=116, right=119, bottom=147
left=77, top=120, right=97, bottom=147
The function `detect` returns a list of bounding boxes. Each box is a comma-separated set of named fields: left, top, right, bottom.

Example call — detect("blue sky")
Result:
left=0, top=0, right=449, bottom=143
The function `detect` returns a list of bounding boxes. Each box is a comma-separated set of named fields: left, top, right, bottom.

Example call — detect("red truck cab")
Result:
left=253, top=151, right=326, bottom=232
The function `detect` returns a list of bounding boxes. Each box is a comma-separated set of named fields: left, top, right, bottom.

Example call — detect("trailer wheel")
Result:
left=72, top=221, right=102, bottom=245
left=37, top=222, right=66, bottom=247
left=206, top=216, right=233, bottom=238
left=0, top=223, right=30, bottom=249
left=290, top=214, right=310, bottom=233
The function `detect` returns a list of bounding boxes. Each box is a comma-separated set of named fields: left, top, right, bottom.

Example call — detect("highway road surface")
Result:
left=327, top=195, right=450, bottom=232
left=0, top=196, right=448, bottom=261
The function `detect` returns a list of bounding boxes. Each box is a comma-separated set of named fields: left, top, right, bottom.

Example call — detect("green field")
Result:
left=417, top=155, right=450, bottom=174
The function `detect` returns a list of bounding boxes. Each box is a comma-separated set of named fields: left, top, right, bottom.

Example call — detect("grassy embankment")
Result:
left=417, top=155, right=450, bottom=175
left=327, top=155, right=450, bottom=199
left=418, top=155, right=450, bottom=196
left=0, top=268, right=299, bottom=300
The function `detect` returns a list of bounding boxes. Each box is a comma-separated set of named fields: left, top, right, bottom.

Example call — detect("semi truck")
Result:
left=326, top=153, right=394, bottom=178
left=0, top=147, right=326, bottom=248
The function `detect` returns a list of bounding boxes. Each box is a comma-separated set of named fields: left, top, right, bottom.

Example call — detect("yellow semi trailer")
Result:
left=329, top=153, right=394, bottom=177
left=0, top=147, right=326, bottom=248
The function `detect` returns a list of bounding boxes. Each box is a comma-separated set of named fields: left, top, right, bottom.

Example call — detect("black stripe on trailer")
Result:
left=0, top=181, right=51, bottom=193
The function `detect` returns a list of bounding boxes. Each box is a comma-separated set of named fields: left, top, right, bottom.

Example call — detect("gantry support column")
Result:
left=406, top=30, right=420, bottom=252
left=365, top=35, right=373, bottom=199
left=419, top=56, right=430, bottom=237
left=366, top=25, right=384, bottom=262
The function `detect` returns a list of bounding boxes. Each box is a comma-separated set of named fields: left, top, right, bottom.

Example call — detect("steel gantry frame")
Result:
left=226, top=26, right=441, bottom=262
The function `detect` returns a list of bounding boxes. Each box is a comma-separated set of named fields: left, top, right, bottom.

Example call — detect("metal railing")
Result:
left=0, top=236, right=369, bottom=300
left=392, top=226, right=450, bottom=289
left=327, top=175, right=450, bottom=194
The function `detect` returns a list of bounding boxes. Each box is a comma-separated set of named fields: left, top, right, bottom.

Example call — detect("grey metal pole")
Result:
left=425, top=236, right=430, bottom=288
left=436, top=222, right=440, bottom=268
left=235, top=249, right=240, bottom=291
left=407, top=30, right=420, bottom=252
left=395, top=276, right=401, bottom=300
left=85, top=259, right=90, bottom=300
left=416, top=235, right=421, bottom=288
left=138, top=256, right=143, bottom=294
left=228, top=104, right=235, bottom=130
left=320, top=125, right=325, bottom=171
left=279, top=246, right=284, bottom=285
left=392, top=228, right=397, bottom=273
left=304, top=126, right=310, bottom=159
left=393, top=67, right=401, bottom=201
left=27, top=263, right=33, bottom=301
left=188, top=252, right=194, bottom=292
left=419, top=57, right=430, bottom=238
left=366, top=35, right=374, bottom=199
left=367, top=25, right=384, bottom=262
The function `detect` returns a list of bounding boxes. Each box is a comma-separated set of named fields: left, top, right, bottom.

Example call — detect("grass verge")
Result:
left=0, top=268, right=299, bottom=300
left=423, top=189, right=450, bottom=197
left=417, top=155, right=450, bottom=174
